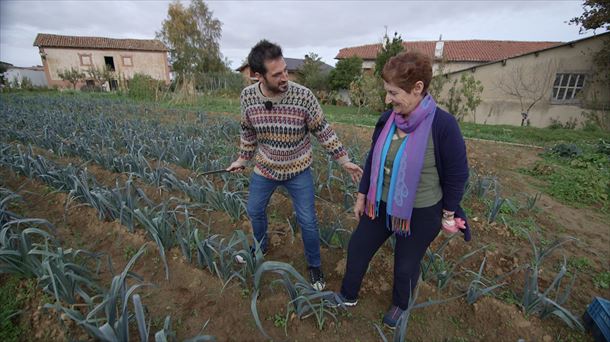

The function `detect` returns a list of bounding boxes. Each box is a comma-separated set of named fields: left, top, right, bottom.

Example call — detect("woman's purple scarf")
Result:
left=365, top=94, right=437, bottom=235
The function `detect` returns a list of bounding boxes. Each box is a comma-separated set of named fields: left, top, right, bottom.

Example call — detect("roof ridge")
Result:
left=35, top=33, right=160, bottom=42
left=340, top=39, right=564, bottom=46
left=34, top=33, right=167, bottom=52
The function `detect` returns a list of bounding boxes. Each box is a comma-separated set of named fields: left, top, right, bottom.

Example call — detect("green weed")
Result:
left=0, top=276, right=36, bottom=342
left=593, top=271, right=610, bottom=289
left=567, top=256, right=593, bottom=273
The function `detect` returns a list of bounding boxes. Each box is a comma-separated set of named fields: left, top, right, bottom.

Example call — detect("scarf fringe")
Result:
left=365, top=200, right=376, bottom=219
left=365, top=199, right=411, bottom=236
left=390, top=216, right=411, bottom=236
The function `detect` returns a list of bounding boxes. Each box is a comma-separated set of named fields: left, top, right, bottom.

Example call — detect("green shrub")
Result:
left=548, top=143, right=583, bottom=158
left=596, top=139, right=610, bottom=155
left=548, top=117, right=578, bottom=130
left=127, top=73, right=164, bottom=101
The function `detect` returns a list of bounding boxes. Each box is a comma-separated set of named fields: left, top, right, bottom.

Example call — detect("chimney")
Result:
left=434, top=35, right=444, bottom=60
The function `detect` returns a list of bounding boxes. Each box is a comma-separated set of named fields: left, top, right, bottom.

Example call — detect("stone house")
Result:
left=33, top=33, right=170, bottom=90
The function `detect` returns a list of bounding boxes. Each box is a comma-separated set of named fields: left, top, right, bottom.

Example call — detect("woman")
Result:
left=335, top=51, right=470, bottom=329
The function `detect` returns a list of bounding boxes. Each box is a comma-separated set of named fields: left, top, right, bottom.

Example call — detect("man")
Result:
left=227, top=40, right=362, bottom=291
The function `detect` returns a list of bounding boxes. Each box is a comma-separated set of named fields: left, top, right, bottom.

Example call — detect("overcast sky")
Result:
left=0, top=0, right=597, bottom=69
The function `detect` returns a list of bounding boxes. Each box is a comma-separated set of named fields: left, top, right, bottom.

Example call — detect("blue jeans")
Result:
left=246, top=168, right=321, bottom=268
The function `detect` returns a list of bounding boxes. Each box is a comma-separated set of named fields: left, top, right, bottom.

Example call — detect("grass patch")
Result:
left=459, top=122, right=608, bottom=147
left=0, top=276, right=37, bottom=342
left=164, top=94, right=241, bottom=115
left=520, top=145, right=609, bottom=213
left=320, top=104, right=379, bottom=126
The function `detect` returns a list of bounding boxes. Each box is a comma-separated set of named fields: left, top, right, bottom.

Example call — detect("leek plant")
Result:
left=193, top=230, right=256, bottom=290
left=375, top=278, right=463, bottom=342
left=520, top=230, right=582, bottom=331
left=464, top=257, right=506, bottom=304
left=251, top=261, right=343, bottom=338
left=45, top=245, right=154, bottom=341
left=0, top=187, right=23, bottom=224
left=0, top=222, right=55, bottom=277
left=420, top=234, right=487, bottom=290
left=39, top=247, right=105, bottom=306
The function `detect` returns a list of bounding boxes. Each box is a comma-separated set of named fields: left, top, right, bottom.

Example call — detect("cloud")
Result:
left=0, top=0, right=591, bottom=68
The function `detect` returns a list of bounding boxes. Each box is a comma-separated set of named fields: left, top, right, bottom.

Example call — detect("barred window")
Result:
left=552, top=73, right=585, bottom=102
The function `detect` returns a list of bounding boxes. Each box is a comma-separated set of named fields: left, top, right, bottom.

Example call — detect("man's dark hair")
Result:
left=247, top=40, right=283, bottom=75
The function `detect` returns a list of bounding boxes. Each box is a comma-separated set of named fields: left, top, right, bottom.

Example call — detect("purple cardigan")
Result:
left=358, top=108, right=471, bottom=241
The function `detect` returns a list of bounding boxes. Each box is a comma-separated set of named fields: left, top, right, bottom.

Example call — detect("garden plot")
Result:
left=1, top=93, right=608, bottom=341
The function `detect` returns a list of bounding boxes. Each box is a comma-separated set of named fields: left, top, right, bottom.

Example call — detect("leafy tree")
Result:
left=375, top=32, right=404, bottom=76
left=296, top=53, right=329, bottom=92
left=329, top=56, right=362, bottom=90
left=459, top=74, right=484, bottom=123
left=428, top=59, right=449, bottom=99
left=570, top=0, right=609, bottom=32
left=58, top=67, right=85, bottom=89
left=349, top=74, right=385, bottom=113
left=156, top=0, right=227, bottom=79
left=440, top=74, right=483, bottom=122
left=442, top=79, right=462, bottom=119
left=570, top=0, right=609, bottom=89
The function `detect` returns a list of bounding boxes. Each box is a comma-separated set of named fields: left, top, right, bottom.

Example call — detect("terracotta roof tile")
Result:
left=33, top=33, right=167, bottom=52
left=335, top=40, right=562, bottom=62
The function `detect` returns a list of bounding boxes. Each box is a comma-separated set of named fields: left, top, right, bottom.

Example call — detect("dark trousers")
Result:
left=340, top=200, right=442, bottom=309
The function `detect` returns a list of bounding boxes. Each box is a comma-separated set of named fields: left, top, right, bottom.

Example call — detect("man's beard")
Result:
left=264, top=78, right=288, bottom=94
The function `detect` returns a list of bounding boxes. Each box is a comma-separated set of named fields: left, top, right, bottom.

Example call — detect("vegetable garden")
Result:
left=1, top=93, right=608, bottom=341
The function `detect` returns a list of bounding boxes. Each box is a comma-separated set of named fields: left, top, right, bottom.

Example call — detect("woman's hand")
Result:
left=442, top=209, right=465, bottom=234
left=354, top=193, right=366, bottom=221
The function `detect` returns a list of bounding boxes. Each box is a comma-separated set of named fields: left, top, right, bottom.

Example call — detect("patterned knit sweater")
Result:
left=239, top=81, right=350, bottom=180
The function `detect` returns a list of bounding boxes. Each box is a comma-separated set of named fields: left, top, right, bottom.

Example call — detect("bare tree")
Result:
left=86, top=65, right=116, bottom=90
left=58, top=67, right=85, bottom=89
left=494, top=60, right=558, bottom=126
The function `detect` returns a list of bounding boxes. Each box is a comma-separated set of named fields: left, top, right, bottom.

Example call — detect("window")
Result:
left=552, top=73, right=586, bottom=103
left=79, top=53, right=92, bottom=66
left=104, top=56, right=115, bottom=71
left=121, top=56, right=133, bottom=67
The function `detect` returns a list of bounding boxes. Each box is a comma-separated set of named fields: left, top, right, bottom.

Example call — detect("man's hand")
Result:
left=342, top=162, right=363, bottom=184
left=226, top=159, right=246, bottom=173
left=354, top=192, right=366, bottom=221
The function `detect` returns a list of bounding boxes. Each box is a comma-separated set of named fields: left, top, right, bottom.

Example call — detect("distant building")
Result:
left=236, top=57, right=334, bottom=84
left=439, top=32, right=609, bottom=127
left=33, top=33, right=170, bottom=90
left=335, top=39, right=562, bottom=75
left=3, top=65, right=48, bottom=87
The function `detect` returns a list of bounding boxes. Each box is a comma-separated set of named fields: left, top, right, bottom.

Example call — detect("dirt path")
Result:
left=465, top=139, right=609, bottom=268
